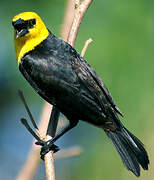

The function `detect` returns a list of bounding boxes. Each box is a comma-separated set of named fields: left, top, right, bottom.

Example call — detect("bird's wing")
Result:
left=19, top=60, right=57, bottom=105
left=19, top=50, right=82, bottom=106
left=73, top=54, right=123, bottom=117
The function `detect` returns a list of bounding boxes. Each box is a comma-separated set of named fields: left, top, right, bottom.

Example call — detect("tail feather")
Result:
left=105, top=126, right=149, bottom=177
left=122, top=127, right=149, bottom=170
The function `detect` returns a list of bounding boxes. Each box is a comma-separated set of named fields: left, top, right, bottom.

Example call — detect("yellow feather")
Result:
left=12, top=12, right=49, bottom=65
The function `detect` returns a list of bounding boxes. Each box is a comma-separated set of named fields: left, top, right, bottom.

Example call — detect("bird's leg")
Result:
left=48, top=120, right=79, bottom=144
left=35, top=106, right=60, bottom=159
left=47, top=106, right=60, bottom=137
left=37, top=119, right=79, bottom=159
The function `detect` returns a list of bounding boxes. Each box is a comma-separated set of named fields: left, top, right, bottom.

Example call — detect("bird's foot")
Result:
left=35, top=140, right=59, bottom=160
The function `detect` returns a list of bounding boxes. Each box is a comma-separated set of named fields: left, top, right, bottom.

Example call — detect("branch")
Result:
left=44, top=135, right=56, bottom=180
left=43, top=107, right=59, bottom=180
left=81, top=38, right=93, bottom=57
left=61, top=0, right=75, bottom=41
left=54, top=146, right=82, bottom=159
left=67, top=0, right=93, bottom=47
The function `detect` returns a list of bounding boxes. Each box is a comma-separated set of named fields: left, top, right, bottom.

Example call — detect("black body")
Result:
left=19, top=32, right=149, bottom=176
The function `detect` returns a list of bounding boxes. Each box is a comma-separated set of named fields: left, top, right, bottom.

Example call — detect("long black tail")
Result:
left=105, top=125, right=149, bottom=176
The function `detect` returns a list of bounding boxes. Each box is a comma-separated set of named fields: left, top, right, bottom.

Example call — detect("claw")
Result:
left=40, top=142, right=60, bottom=160
left=35, top=139, right=60, bottom=160
left=35, top=140, right=46, bottom=146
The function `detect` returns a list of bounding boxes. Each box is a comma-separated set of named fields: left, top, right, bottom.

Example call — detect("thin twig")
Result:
left=61, top=0, right=75, bottom=41
left=67, top=0, right=93, bottom=47
left=54, top=146, right=82, bottom=159
left=44, top=107, right=60, bottom=180
left=81, top=38, right=93, bottom=57
left=44, top=135, right=56, bottom=180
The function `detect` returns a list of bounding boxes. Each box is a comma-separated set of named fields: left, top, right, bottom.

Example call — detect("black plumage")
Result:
left=19, top=32, right=149, bottom=176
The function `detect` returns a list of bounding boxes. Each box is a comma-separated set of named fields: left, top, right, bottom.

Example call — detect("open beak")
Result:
left=12, top=18, right=29, bottom=38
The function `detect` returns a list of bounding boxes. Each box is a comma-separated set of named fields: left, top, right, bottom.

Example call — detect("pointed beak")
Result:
left=12, top=18, right=29, bottom=38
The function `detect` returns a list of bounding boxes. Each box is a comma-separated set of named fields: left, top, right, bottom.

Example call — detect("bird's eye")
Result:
left=31, top=19, right=36, bottom=25
left=28, top=19, right=36, bottom=28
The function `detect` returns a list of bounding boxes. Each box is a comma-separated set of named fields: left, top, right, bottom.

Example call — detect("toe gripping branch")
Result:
left=36, top=139, right=59, bottom=160
left=20, top=102, right=60, bottom=160
left=18, top=89, right=60, bottom=160
left=20, top=117, right=60, bottom=160
left=35, top=118, right=79, bottom=160
left=18, top=90, right=78, bottom=160
left=21, top=114, right=78, bottom=160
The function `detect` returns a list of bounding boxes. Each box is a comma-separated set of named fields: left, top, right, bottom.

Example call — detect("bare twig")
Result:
left=39, top=103, right=53, bottom=137
left=67, top=0, right=93, bottom=47
left=54, top=146, right=82, bottom=159
left=81, top=38, right=93, bottom=57
left=44, top=106, right=60, bottom=180
left=44, top=135, right=56, bottom=180
left=16, top=141, right=40, bottom=180
left=61, top=0, right=75, bottom=41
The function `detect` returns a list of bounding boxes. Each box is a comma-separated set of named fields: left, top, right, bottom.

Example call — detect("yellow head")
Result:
left=12, top=12, right=49, bottom=65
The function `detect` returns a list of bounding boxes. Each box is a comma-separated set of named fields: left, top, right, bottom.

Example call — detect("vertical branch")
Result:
left=44, top=135, right=56, bottom=180
left=67, top=0, right=93, bottom=47
left=61, top=0, right=75, bottom=41
left=44, top=106, right=60, bottom=180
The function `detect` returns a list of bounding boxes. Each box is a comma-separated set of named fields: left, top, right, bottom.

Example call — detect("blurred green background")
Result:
left=0, top=0, right=154, bottom=179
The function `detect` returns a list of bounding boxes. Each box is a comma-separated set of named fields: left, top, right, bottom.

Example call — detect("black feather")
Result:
left=105, top=126, right=149, bottom=176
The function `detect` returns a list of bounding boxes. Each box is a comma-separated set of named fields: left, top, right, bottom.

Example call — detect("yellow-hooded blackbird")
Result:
left=12, top=12, right=149, bottom=176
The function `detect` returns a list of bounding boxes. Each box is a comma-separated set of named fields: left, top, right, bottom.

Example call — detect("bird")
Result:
left=12, top=12, right=149, bottom=176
